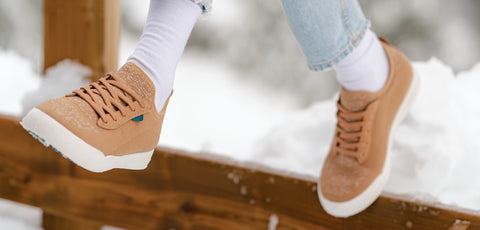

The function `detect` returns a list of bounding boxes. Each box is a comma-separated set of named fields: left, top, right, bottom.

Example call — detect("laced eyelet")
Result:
left=72, top=71, right=145, bottom=127
left=334, top=99, right=376, bottom=162
left=100, top=117, right=109, bottom=124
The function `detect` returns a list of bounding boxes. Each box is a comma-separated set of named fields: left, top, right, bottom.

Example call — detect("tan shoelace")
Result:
left=333, top=100, right=375, bottom=163
left=69, top=72, right=145, bottom=123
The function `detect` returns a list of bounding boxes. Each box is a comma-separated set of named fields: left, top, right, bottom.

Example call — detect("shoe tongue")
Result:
left=339, top=88, right=377, bottom=112
left=115, top=62, right=155, bottom=103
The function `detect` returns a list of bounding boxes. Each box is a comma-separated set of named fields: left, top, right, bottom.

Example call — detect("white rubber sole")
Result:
left=20, top=108, right=154, bottom=173
left=318, top=70, right=421, bottom=218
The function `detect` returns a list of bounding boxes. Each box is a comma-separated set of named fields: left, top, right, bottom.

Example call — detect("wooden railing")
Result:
left=0, top=0, right=479, bottom=229
left=1, top=116, right=479, bottom=229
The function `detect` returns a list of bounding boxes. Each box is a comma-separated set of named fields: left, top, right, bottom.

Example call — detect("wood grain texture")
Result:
left=0, top=115, right=479, bottom=230
left=43, top=0, right=120, bottom=81
left=43, top=212, right=102, bottom=230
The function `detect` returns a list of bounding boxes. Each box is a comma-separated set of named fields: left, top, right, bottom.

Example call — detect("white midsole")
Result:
left=318, top=70, right=421, bottom=217
left=20, top=108, right=154, bottom=173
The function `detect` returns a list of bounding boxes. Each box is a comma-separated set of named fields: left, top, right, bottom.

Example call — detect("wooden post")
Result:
left=43, top=0, right=121, bottom=81
left=41, top=0, right=120, bottom=228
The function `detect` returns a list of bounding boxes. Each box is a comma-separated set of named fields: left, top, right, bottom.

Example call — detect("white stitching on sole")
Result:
left=21, top=108, right=154, bottom=173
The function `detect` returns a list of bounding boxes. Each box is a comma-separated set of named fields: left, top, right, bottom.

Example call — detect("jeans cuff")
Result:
left=308, top=20, right=370, bottom=71
left=191, top=0, right=212, bottom=14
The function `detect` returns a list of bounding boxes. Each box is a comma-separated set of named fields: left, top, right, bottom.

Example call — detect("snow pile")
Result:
left=0, top=199, right=42, bottom=230
left=388, top=59, right=480, bottom=210
left=0, top=53, right=91, bottom=117
left=21, top=59, right=91, bottom=115
left=0, top=49, right=39, bottom=116
left=249, top=58, right=480, bottom=211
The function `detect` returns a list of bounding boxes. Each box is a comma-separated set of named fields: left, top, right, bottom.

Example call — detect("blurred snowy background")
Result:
left=3, top=0, right=480, bottom=104
left=2, top=0, right=480, bottom=229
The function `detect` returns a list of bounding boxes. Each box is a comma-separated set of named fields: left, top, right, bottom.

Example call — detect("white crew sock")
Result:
left=334, top=29, right=390, bottom=92
left=127, top=0, right=201, bottom=112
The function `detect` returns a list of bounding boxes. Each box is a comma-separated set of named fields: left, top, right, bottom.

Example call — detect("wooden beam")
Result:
left=42, top=212, right=102, bottom=230
left=0, top=115, right=479, bottom=229
left=43, top=0, right=121, bottom=81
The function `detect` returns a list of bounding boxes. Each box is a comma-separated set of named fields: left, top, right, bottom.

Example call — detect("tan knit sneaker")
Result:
left=21, top=62, right=171, bottom=172
left=318, top=39, right=420, bottom=217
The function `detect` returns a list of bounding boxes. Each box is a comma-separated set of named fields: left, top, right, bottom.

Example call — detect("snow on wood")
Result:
left=1, top=116, right=480, bottom=229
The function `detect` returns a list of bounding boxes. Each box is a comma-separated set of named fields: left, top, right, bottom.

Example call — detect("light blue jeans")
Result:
left=197, top=0, right=368, bottom=71
left=281, top=0, right=369, bottom=71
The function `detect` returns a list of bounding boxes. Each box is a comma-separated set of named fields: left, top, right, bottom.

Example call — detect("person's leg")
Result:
left=280, top=0, right=389, bottom=92
left=21, top=0, right=212, bottom=173
left=127, top=0, right=201, bottom=112
left=280, top=0, right=419, bottom=217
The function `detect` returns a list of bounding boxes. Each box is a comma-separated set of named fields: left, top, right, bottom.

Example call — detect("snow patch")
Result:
left=21, top=59, right=91, bottom=116
left=249, top=58, right=480, bottom=211
left=0, top=199, right=42, bottom=230
left=240, top=185, right=248, bottom=195
left=0, top=49, right=40, bottom=116
left=227, top=170, right=243, bottom=184
left=268, top=214, right=279, bottom=230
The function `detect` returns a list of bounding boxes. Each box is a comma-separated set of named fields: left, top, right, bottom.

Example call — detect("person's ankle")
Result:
left=334, top=30, right=390, bottom=92
left=123, top=60, right=173, bottom=112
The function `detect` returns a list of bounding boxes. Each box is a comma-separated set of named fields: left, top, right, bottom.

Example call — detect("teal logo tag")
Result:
left=132, top=115, right=144, bottom=121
